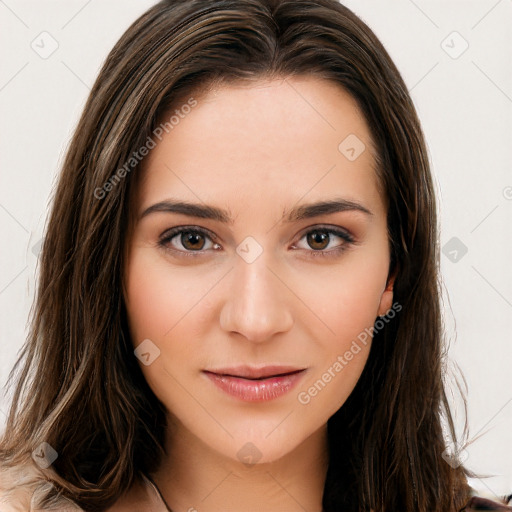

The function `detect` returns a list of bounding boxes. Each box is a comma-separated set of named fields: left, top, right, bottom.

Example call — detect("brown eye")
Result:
left=307, top=230, right=331, bottom=251
left=159, top=226, right=219, bottom=257
left=181, top=231, right=206, bottom=251
left=292, top=225, right=355, bottom=260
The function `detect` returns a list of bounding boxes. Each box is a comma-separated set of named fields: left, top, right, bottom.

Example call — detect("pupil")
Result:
left=308, top=231, right=328, bottom=250
left=183, top=232, right=204, bottom=250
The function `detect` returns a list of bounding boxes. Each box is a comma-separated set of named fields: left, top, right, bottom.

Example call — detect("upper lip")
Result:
left=203, top=365, right=306, bottom=380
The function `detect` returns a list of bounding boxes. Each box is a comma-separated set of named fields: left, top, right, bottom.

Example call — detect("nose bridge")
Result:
left=219, top=243, right=293, bottom=342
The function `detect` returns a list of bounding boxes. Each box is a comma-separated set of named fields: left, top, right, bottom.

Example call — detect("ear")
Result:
left=377, top=270, right=396, bottom=317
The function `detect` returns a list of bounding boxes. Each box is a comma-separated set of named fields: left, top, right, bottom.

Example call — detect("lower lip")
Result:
left=203, top=370, right=306, bottom=402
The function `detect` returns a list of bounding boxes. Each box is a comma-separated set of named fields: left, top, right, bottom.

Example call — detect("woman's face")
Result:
left=124, top=76, right=394, bottom=464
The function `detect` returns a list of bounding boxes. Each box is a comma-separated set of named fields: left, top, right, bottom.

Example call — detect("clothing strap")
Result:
left=141, top=473, right=173, bottom=512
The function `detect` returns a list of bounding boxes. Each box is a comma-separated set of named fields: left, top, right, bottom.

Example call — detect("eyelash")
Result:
left=158, top=225, right=355, bottom=260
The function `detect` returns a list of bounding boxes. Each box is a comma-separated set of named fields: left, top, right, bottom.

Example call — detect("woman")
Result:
left=0, top=0, right=510, bottom=511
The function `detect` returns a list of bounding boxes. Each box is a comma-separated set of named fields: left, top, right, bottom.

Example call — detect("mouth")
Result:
left=202, top=366, right=307, bottom=402
left=203, top=365, right=306, bottom=380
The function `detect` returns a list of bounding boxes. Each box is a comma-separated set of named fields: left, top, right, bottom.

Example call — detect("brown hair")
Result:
left=0, top=0, right=477, bottom=510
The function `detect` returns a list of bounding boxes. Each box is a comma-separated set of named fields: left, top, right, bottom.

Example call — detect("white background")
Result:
left=0, top=0, right=511, bottom=500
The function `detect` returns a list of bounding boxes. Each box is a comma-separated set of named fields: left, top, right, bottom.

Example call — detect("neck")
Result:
left=151, top=419, right=329, bottom=512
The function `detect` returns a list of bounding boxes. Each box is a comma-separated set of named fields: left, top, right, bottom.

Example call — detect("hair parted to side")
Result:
left=0, top=1, right=477, bottom=511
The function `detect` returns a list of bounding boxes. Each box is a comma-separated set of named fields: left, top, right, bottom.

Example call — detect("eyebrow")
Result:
left=138, top=197, right=373, bottom=224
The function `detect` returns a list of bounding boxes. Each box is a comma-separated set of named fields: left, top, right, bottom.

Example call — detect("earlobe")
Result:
left=377, top=272, right=396, bottom=317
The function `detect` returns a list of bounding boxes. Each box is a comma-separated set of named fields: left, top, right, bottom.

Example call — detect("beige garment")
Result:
left=0, top=465, right=168, bottom=512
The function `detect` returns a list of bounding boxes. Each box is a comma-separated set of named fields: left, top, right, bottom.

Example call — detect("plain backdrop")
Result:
left=0, top=0, right=511, bottom=499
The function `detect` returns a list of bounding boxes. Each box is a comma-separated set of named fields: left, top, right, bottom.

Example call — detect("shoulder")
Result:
left=0, top=462, right=83, bottom=512
left=104, top=474, right=166, bottom=512
left=0, top=464, right=159, bottom=512
left=462, top=488, right=512, bottom=511
left=103, top=479, right=150, bottom=512
left=0, top=462, right=39, bottom=511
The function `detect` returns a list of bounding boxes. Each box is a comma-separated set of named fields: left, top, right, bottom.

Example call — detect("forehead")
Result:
left=135, top=76, right=384, bottom=220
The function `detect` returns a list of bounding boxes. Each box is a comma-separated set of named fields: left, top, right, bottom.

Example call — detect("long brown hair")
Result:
left=0, top=1, right=476, bottom=510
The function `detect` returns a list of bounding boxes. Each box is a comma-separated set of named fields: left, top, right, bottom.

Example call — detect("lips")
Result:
left=202, top=365, right=307, bottom=402
left=204, top=365, right=306, bottom=380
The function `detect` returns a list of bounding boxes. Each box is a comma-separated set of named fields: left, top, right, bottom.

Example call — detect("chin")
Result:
left=205, top=422, right=315, bottom=466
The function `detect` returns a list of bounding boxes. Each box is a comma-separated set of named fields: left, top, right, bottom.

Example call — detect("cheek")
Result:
left=124, top=249, right=207, bottom=343
left=296, top=291, right=377, bottom=417
left=294, top=250, right=388, bottom=409
left=124, top=248, right=222, bottom=399
left=123, top=249, right=208, bottom=410
left=306, top=252, right=388, bottom=343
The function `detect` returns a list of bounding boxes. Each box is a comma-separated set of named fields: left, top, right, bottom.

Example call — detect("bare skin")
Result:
left=121, top=76, right=394, bottom=512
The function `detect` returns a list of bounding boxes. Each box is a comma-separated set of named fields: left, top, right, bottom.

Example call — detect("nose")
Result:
left=219, top=249, right=294, bottom=343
